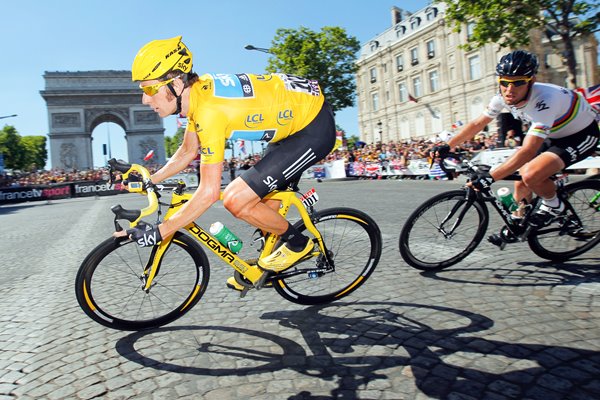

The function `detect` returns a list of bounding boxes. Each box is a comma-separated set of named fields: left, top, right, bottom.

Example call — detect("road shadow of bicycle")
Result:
left=417, top=256, right=600, bottom=287
left=114, top=301, right=600, bottom=399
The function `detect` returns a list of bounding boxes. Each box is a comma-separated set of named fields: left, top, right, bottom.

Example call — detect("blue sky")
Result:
left=0, top=0, right=430, bottom=168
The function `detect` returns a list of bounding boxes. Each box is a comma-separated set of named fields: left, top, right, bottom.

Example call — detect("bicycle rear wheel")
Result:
left=75, top=232, right=210, bottom=330
left=399, top=189, right=489, bottom=270
left=528, top=179, right=600, bottom=261
left=273, top=207, right=381, bottom=305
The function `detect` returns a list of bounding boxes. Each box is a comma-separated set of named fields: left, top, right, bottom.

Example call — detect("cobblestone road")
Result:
left=1, top=179, right=599, bottom=399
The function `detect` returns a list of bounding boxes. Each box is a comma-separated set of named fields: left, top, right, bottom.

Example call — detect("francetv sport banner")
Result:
left=0, top=180, right=126, bottom=205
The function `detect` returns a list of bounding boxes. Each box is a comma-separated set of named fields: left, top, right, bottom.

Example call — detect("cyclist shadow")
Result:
left=115, top=301, right=600, bottom=399
left=263, top=301, right=600, bottom=399
left=417, top=256, right=600, bottom=287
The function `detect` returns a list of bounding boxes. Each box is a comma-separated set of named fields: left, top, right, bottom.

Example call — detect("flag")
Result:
left=451, top=120, right=464, bottom=130
left=408, top=93, right=418, bottom=103
left=144, top=149, right=154, bottom=161
left=238, top=140, right=247, bottom=156
left=335, top=130, right=343, bottom=149
left=575, top=84, right=600, bottom=113
left=176, top=117, right=187, bottom=129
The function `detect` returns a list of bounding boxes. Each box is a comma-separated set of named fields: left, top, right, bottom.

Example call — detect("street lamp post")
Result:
left=244, top=44, right=272, bottom=54
left=0, top=114, right=17, bottom=120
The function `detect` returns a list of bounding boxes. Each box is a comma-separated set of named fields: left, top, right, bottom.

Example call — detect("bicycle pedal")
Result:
left=255, top=270, right=271, bottom=290
left=487, top=234, right=506, bottom=250
left=239, top=287, right=249, bottom=298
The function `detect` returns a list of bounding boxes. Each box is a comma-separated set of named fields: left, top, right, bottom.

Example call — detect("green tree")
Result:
left=21, top=136, right=47, bottom=171
left=440, top=0, right=600, bottom=87
left=165, top=127, right=185, bottom=158
left=266, top=26, right=361, bottom=111
left=0, top=125, right=25, bottom=170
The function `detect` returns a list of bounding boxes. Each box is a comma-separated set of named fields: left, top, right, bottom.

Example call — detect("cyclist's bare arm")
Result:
left=151, top=129, right=199, bottom=184
left=490, top=134, right=545, bottom=180
left=159, top=161, right=223, bottom=239
left=448, top=114, right=493, bottom=148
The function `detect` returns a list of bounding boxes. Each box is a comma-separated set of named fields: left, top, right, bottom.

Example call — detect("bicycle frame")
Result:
left=139, top=187, right=328, bottom=291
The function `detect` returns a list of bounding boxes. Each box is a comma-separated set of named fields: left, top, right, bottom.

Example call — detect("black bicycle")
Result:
left=399, top=157, right=600, bottom=271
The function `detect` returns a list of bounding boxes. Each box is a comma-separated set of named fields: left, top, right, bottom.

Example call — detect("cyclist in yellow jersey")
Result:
left=125, top=36, right=336, bottom=288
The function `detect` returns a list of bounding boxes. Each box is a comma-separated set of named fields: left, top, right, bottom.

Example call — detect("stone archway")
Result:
left=40, top=71, right=166, bottom=170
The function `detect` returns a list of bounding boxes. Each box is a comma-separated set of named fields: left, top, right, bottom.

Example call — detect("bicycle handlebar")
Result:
left=107, top=158, right=158, bottom=228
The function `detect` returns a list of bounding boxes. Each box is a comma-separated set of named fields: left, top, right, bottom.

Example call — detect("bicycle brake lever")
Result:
left=114, top=219, right=124, bottom=232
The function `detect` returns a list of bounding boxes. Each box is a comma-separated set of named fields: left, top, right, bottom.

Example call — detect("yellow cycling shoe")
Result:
left=226, top=276, right=246, bottom=291
left=258, top=240, right=314, bottom=273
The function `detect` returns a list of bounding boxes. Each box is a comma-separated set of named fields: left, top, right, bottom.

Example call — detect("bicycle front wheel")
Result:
left=75, top=232, right=210, bottom=331
left=399, top=189, right=489, bottom=270
left=273, top=207, right=382, bottom=305
left=528, top=179, right=600, bottom=261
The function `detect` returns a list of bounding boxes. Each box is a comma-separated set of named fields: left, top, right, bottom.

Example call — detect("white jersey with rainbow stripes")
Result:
left=484, top=82, right=597, bottom=139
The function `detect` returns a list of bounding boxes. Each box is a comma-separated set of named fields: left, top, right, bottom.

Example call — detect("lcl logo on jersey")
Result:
left=200, top=147, right=214, bottom=155
left=245, top=113, right=264, bottom=128
left=277, top=109, right=294, bottom=126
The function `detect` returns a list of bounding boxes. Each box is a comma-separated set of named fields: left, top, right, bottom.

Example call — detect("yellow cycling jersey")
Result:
left=187, top=73, right=325, bottom=164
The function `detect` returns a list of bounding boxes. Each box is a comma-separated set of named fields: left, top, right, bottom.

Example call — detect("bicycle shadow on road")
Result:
left=417, top=256, right=600, bottom=288
left=115, top=301, right=600, bottom=400
left=0, top=203, right=47, bottom=215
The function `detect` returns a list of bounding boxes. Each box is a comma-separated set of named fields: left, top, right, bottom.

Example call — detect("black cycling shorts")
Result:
left=240, top=102, right=337, bottom=198
left=540, top=121, right=599, bottom=167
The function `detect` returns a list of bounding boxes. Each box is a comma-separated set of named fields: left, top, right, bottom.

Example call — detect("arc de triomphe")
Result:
left=40, top=71, right=166, bottom=170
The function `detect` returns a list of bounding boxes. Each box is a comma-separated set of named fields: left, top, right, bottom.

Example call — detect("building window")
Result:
left=383, top=63, right=387, bottom=74
left=372, top=93, right=379, bottom=111
left=370, top=67, right=377, bottom=83
left=450, top=66, right=456, bottom=81
left=370, top=40, right=380, bottom=52
left=415, top=112, right=425, bottom=137
left=468, top=55, right=481, bottom=80
left=426, top=40, right=435, bottom=59
left=410, top=17, right=421, bottom=30
left=429, top=70, right=439, bottom=92
left=396, top=55, right=404, bottom=72
left=398, top=82, right=407, bottom=102
left=426, top=7, right=438, bottom=21
left=470, top=96, right=483, bottom=120
left=466, top=22, right=475, bottom=40
left=413, top=77, right=422, bottom=97
left=410, top=47, right=419, bottom=66
left=395, top=25, right=406, bottom=38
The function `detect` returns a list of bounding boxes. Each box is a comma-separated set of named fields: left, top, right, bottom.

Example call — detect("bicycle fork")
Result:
left=437, top=191, right=477, bottom=238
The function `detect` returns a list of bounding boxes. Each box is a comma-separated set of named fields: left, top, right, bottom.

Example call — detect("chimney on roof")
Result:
left=391, top=6, right=403, bottom=25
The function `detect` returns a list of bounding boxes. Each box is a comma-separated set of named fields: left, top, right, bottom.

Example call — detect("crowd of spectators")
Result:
left=0, top=132, right=505, bottom=188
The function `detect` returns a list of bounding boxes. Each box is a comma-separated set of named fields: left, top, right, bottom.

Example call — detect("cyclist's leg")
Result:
left=223, top=106, right=336, bottom=232
left=526, top=123, right=599, bottom=224
left=223, top=102, right=336, bottom=272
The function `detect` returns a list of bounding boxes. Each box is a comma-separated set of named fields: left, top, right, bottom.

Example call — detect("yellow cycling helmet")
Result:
left=132, top=36, right=193, bottom=81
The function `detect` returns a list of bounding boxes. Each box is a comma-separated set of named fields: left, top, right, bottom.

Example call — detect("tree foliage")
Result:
left=439, top=0, right=600, bottom=87
left=21, top=135, right=47, bottom=171
left=165, top=127, right=185, bottom=158
left=265, top=26, right=361, bottom=112
left=0, top=125, right=47, bottom=171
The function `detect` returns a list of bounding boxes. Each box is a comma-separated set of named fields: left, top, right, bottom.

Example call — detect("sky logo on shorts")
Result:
left=277, top=109, right=294, bottom=126
left=245, top=113, right=264, bottom=128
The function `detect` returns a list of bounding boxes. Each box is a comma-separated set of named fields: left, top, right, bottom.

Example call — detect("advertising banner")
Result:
left=0, top=184, right=72, bottom=205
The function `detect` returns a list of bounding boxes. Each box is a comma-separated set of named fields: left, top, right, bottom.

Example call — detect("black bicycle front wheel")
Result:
left=399, top=189, right=489, bottom=270
left=273, top=207, right=382, bottom=305
left=75, top=232, right=210, bottom=330
left=528, top=179, right=600, bottom=261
